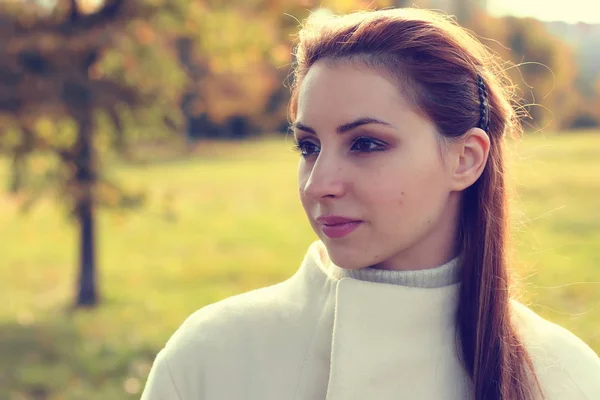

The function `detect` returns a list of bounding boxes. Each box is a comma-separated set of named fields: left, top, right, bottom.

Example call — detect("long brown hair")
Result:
left=289, top=8, right=540, bottom=400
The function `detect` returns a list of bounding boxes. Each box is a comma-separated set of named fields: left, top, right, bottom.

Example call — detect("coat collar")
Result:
left=293, top=241, right=470, bottom=399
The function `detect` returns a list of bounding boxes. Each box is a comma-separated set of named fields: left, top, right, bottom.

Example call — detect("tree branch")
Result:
left=68, top=0, right=81, bottom=23
left=0, top=0, right=139, bottom=36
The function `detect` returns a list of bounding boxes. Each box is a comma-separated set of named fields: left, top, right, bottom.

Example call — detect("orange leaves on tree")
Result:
left=134, top=22, right=156, bottom=46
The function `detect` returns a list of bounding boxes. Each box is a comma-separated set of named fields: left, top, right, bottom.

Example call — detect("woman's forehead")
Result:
left=295, top=62, right=424, bottom=130
left=298, top=63, right=409, bottom=111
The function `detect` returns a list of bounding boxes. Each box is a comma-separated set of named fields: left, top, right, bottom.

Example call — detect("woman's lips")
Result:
left=316, top=216, right=363, bottom=238
left=321, top=221, right=363, bottom=238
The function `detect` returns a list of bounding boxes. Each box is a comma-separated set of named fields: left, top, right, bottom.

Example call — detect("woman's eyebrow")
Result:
left=291, top=117, right=394, bottom=136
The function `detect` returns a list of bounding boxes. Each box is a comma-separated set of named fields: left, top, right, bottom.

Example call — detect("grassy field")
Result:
left=0, top=132, right=599, bottom=399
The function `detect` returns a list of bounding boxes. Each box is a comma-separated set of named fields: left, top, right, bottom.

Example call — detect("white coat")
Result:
left=141, top=241, right=600, bottom=399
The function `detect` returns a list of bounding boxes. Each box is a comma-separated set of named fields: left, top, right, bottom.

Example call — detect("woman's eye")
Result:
left=350, top=137, right=386, bottom=153
left=293, top=140, right=320, bottom=157
left=293, top=137, right=385, bottom=157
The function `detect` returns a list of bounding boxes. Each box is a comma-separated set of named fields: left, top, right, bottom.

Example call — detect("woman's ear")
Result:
left=449, top=128, right=490, bottom=191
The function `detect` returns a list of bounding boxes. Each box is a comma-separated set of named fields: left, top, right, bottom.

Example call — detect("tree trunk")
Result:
left=77, top=191, right=97, bottom=306
left=73, top=106, right=98, bottom=307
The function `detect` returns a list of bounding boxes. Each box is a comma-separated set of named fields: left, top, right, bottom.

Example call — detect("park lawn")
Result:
left=0, top=131, right=599, bottom=399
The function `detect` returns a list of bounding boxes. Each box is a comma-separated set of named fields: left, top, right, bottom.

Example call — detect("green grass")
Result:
left=0, top=132, right=599, bottom=399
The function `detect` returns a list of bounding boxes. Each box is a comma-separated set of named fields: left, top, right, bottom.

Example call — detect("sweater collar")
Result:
left=309, top=240, right=461, bottom=288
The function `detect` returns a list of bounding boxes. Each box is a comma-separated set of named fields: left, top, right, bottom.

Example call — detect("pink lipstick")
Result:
left=317, top=216, right=363, bottom=238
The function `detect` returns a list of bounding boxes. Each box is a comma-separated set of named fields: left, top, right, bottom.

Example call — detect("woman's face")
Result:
left=294, top=61, right=463, bottom=271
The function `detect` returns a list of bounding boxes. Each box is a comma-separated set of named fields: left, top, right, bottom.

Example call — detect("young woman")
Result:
left=141, top=8, right=600, bottom=400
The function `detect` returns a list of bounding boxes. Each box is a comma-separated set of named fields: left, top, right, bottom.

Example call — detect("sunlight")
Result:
left=488, top=0, right=600, bottom=24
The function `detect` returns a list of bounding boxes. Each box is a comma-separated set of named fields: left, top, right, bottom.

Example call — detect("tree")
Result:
left=467, top=12, right=580, bottom=130
left=0, top=0, right=185, bottom=307
left=172, top=0, right=300, bottom=138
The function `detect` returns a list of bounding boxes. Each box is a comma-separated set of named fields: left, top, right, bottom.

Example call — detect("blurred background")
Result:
left=0, top=0, right=598, bottom=399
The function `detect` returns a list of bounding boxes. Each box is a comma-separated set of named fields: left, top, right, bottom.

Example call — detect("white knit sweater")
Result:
left=141, top=241, right=600, bottom=399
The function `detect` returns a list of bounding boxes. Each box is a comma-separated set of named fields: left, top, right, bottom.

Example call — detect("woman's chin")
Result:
left=324, top=247, right=370, bottom=270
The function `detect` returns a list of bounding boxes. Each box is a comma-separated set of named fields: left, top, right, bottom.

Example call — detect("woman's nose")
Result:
left=301, top=153, right=346, bottom=200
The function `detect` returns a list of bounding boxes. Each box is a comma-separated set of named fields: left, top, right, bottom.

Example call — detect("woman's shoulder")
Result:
left=166, top=277, right=301, bottom=351
left=157, top=259, right=329, bottom=358
left=510, top=300, right=600, bottom=398
left=510, top=300, right=598, bottom=362
left=142, top=275, right=320, bottom=399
